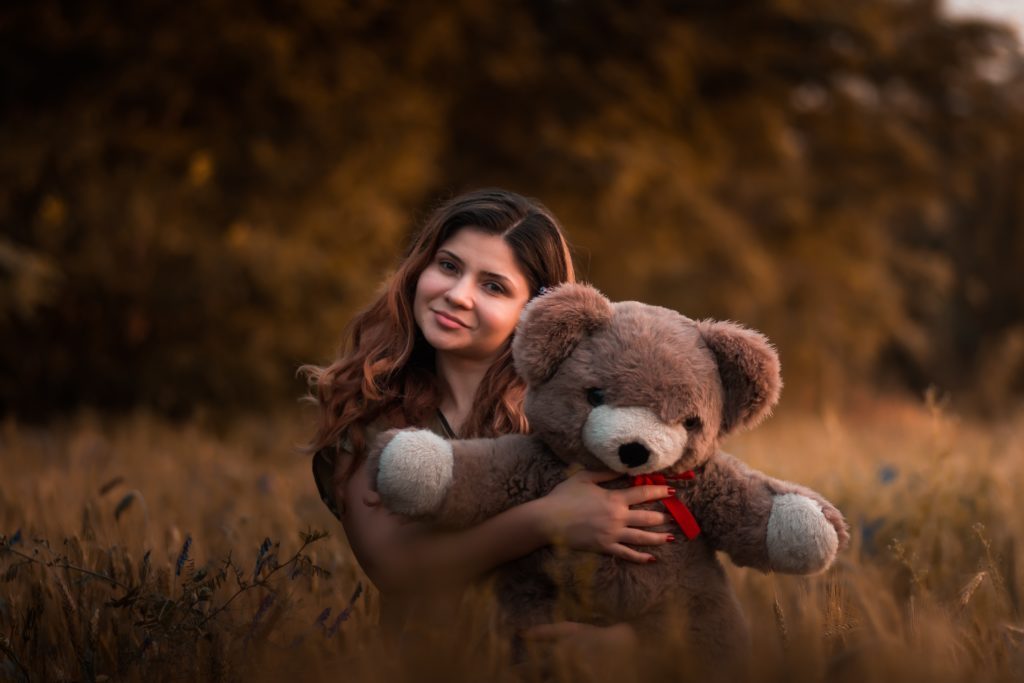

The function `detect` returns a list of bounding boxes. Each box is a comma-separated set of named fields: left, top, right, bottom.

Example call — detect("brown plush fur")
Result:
left=369, top=283, right=849, bottom=664
left=513, top=283, right=614, bottom=385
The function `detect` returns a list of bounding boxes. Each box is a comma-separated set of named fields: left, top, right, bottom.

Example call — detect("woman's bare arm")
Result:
left=340, top=458, right=673, bottom=593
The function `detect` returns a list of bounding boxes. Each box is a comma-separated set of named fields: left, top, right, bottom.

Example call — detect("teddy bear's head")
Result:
left=512, top=283, right=782, bottom=474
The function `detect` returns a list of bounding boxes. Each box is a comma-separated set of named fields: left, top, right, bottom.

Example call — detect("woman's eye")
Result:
left=483, top=281, right=505, bottom=295
left=438, top=260, right=458, bottom=273
left=683, top=416, right=702, bottom=431
left=586, top=388, right=605, bottom=407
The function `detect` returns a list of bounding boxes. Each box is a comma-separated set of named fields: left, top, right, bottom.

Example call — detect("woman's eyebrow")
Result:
left=437, top=248, right=463, bottom=265
left=482, top=271, right=515, bottom=289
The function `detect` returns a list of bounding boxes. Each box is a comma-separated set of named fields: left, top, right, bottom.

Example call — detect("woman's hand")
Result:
left=536, top=469, right=673, bottom=563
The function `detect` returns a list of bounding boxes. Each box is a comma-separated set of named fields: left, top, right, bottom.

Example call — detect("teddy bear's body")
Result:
left=370, top=285, right=848, bottom=659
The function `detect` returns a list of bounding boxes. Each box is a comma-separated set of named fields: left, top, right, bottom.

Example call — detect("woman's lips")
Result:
left=432, top=309, right=467, bottom=329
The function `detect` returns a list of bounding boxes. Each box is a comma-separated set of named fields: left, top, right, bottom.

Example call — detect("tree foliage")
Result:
left=1, top=0, right=1022, bottom=417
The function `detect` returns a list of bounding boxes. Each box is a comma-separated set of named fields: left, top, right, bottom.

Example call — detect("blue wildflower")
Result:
left=175, top=534, right=192, bottom=576
left=253, top=537, right=272, bottom=580
left=325, top=582, right=364, bottom=637
left=252, top=594, right=274, bottom=624
left=325, top=612, right=345, bottom=638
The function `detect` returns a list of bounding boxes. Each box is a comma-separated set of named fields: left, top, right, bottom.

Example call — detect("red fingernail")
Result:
left=667, top=535, right=675, bottom=542
left=647, top=556, right=657, bottom=563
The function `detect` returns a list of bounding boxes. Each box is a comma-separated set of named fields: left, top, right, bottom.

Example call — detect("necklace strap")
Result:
left=436, top=409, right=457, bottom=439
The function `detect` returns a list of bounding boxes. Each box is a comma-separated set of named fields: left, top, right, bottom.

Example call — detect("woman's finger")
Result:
left=607, top=543, right=655, bottom=564
left=616, top=528, right=672, bottom=546
left=625, top=509, right=670, bottom=527
left=619, top=485, right=672, bottom=506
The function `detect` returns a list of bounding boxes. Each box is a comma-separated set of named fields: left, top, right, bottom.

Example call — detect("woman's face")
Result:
left=413, top=229, right=532, bottom=363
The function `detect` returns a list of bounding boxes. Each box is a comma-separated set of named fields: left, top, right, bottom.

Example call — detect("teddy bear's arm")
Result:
left=691, top=452, right=849, bottom=574
left=369, top=429, right=556, bottom=528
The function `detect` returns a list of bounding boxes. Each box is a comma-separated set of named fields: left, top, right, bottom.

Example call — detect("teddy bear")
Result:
left=368, top=282, right=849, bottom=661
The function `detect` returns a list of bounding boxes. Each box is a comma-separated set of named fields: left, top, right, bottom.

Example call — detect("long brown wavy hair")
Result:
left=302, top=188, right=575, bottom=490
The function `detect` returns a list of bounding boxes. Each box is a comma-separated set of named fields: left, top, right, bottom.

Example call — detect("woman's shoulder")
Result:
left=311, top=411, right=447, bottom=520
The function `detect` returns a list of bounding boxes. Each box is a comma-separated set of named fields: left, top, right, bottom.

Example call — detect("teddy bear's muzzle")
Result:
left=582, top=405, right=690, bottom=473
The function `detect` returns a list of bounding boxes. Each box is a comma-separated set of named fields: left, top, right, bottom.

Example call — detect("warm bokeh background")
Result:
left=2, top=2, right=1023, bottom=681
left=3, top=0, right=1023, bottom=420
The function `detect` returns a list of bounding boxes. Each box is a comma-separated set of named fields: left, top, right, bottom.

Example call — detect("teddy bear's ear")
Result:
left=696, top=320, right=782, bottom=434
left=512, top=283, right=614, bottom=385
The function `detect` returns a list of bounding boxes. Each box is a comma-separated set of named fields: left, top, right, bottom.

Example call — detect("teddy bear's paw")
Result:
left=766, top=494, right=839, bottom=574
left=376, top=430, right=454, bottom=517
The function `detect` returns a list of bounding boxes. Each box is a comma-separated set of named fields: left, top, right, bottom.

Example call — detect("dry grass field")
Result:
left=1, top=397, right=1022, bottom=682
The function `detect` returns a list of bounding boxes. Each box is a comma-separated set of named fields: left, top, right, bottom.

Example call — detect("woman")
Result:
left=304, top=188, right=673, bottom=647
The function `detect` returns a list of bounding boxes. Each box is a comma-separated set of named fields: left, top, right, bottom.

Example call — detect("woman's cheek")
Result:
left=416, top=268, right=444, bottom=300
left=487, top=301, right=520, bottom=339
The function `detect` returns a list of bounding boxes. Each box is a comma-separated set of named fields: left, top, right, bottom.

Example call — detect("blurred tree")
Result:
left=0, top=0, right=444, bottom=416
left=416, top=0, right=1024, bottom=408
left=1, top=0, right=1021, bottom=418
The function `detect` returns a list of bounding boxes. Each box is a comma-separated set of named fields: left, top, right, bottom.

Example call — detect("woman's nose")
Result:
left=444, top=276, right=474, bottom=308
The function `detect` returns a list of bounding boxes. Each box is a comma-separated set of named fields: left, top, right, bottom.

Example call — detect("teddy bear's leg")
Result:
left=687, top=607, right=751, bottom=679
left=376, top=430, right=454, bottom=517
left=766, top=493, right=840, bottom=573
left=625, top=590, right=750, bottom=680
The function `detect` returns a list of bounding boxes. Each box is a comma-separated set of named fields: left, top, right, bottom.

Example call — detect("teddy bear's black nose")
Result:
left=618, top=442, right=650, bottom=467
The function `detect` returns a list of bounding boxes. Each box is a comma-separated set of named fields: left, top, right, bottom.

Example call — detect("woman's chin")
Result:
left=423, top=329, right=465, bottom=351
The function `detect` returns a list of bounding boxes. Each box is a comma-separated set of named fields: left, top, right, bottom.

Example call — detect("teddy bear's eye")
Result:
left=683, top=416, right=702, bottom=431
left=586, top=388, right=605, bottom=407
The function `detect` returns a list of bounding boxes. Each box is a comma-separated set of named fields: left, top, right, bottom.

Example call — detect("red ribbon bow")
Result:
left=632, top=471, right=701, bottom=541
